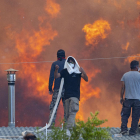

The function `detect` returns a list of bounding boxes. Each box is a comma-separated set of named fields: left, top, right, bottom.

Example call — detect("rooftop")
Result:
left=0, top=127, right=140, bottom=140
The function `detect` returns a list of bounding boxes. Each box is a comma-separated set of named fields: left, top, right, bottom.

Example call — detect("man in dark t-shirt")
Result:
left=48, top=49, right=66, bottom=127
left=54, top=56, right=88, bottom=129
left=60, top=68, right=81, bottom=101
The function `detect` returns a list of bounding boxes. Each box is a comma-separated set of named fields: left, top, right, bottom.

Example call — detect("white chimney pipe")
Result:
left=5, top=68, right=18, bottom=127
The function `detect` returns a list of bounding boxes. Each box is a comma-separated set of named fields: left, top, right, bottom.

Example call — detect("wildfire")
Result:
left=127, top=13, right=140, bottom=28
left=76, top=66, right=101, bottom=120
left=5, top=22, right=58, bottom=103
left=0, top=0, right=139, bottom=128
left=122, top=42, right=130, bottom=51
left=45, top=0, right=60, bottom=17
left=15, top=25, right=57, bottom=59
left=137, top=1, right=140, bottom=8
left=80, top=68, right=101, bottom=102
left=82, top=19, right=111, bottom=47
left=125, top=54, right=140, bottom=63
left=5, top=0, right=60, bottom=107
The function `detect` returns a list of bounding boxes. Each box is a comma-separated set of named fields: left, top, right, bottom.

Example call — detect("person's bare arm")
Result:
left=120, top=81, right=125, bottom=105
left=79, top=67, right=88, bottom=82
left=54, top=65, right=61, bottom=79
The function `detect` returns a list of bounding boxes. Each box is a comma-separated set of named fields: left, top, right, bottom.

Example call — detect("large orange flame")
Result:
left=82, top=19, right=111, bottom=47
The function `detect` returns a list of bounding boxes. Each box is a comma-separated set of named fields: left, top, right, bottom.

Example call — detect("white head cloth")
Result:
left=64, top=56, right=81, bottom=74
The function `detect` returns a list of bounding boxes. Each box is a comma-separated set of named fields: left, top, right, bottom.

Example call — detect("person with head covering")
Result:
left=23, top=133, right=37, bottom=140
left=120, top=60, right=140, bottom=136
left=48, top=49, right=66, bottom=128
left=54, top=56, right=88, bottom=129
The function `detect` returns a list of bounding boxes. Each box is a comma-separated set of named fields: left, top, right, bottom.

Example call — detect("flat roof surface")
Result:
left=0, top=127, right=140, bottom=140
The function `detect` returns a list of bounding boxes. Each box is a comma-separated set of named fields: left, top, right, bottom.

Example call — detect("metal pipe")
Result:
left=5, top=68, right=18, bottom=127
left=7, top=74, right=16, bottom=127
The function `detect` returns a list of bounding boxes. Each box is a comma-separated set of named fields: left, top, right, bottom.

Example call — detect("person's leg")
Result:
left=66, top=97, right=79, bottom=129
left=64, top=98, right=70, bottom=123
left=49, top=90, right=61, bottom=126
left=129, top=100, right=140, bottom=135
left=62, top=95, right=66, bottom=122
left=121, top=99, right=132, bottom=133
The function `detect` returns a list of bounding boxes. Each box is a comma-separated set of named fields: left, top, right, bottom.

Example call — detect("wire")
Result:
left=0, top=61, right=54, bottom=65
left=0, top=55, right=140, bottom=65
left=78, top=55, right=140, bottom=61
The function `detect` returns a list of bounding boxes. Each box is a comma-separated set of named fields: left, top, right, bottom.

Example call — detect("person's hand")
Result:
left=49, top=90, right=53, bottom=95
left=120, top=98, right=124, bottom=105
left=79, top=67, right=84, bottom=73
left=55, top=65, right=59, bottom=70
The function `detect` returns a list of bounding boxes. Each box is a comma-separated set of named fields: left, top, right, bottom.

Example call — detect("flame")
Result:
left=127, top=14, right=140, bottom=38
left=0, top=0, right=140, bottom=128
left=5, top=0, right=59, bottom=106
left=80, top=68, right=101, bottom=102
left=45, top=0, right=60, bottom=17
left=122, top=42, right=130, bottom=51
left=127, top=14, right=140, bottom=28
left=137, top=1, right=140, bottom=8
left=76, top=67, right=101, bottom=120
left=15, top=25, right=57, bottom=58
left=125, top=54, right=140, bottom=63
left=6, top=21, right=58, bottom=102
left=11, top=0, right=60, bottom=126
left=15, top=34, right=57, bottom=101
left=82, top=19, right=111, bottom=47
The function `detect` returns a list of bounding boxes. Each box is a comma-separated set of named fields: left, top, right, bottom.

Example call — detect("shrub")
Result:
left=36, top=111, right=112, bottom=140
left=75, top=111, right=112, bottom=140
left=47, top=123, right=69, bottom=140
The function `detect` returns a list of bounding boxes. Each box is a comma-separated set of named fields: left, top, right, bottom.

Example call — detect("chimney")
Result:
left=5, top=68, right=18, bottom=127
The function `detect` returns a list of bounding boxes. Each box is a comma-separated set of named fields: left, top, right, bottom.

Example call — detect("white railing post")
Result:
left=62, top=123, right=63, bottom=130
left=46, top=123, right=48, bottom=140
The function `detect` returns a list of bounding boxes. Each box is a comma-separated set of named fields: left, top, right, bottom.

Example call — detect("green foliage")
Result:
left=69, top=125, right=81, bottom=140
left=47, top=124, right=69, bottom=140
left=36, top=122, right=69, bottom=140
left=75, top=111, right=112, bottom=140
left=36, top=111, right=113, bottom=140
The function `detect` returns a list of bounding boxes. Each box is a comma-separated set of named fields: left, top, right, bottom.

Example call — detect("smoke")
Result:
left=0, top=0, right=139, bottom=127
